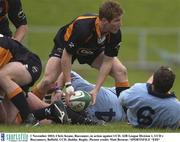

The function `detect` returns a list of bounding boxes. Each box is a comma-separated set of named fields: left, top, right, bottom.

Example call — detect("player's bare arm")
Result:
left=13, top=25, right=28, bottom=42
left=90, top=55, right=113, bottom=104
left=61, top=49, right=74, bottom=105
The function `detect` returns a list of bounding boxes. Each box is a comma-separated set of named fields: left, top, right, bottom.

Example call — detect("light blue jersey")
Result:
left=71, top=71, right=126, bottom=122
left=119, top=83, right=180, bottom=129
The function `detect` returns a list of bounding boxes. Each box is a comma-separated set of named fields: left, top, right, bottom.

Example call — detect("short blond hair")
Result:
left=99, top=0, right=123, bottom=21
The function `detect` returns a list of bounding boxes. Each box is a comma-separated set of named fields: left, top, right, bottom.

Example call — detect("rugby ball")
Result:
left=70, top=90, right=91, bottom=112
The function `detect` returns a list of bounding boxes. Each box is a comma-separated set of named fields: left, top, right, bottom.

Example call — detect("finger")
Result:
left=91, top=95, right=96, bottom=105
left=65, top=94, right=72, bottom=107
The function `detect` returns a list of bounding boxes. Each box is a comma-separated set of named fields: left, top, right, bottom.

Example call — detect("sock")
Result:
left=9, top=88, right=30, bottom=120
left=44, top=94, right=52, bottom=104
left=32, top=86, right=44, bottom=100
left=115, top=81, right=129, bottom=97
left=32, top=105, right=53, bottom=121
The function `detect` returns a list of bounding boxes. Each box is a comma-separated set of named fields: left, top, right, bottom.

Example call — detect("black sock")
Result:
left=32, top=105, right=53, bottom=121
left=116, top=87, right=129, bottom=97
left=11, top=92, right=30, bottom=120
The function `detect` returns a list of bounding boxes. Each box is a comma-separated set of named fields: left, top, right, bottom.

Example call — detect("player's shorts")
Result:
left=72, top=48, right=104, bottom=65
left=50, top=45, right=103, bottom=65
left=17, top=54, right=42, bottom=92
left=49, top=44, right=104, bottom=66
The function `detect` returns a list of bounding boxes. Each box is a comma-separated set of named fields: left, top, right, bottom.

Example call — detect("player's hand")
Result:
left=65, top=82, right=75, bottom=106
left=89, top=89, right=98, bottom=105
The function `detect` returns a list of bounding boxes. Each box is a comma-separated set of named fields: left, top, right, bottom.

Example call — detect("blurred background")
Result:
left=18, top=0, right=180, bottom=98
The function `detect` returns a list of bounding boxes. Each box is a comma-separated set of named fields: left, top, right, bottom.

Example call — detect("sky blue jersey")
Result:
left=119, top=83, right=180, bottom=129
left=71, top=71, right=126, bottom=122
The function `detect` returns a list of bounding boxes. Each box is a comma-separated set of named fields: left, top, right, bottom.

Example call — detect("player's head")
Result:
left=99, top=0, right=124, bottom=34
left=152, top=66, right=175, bottom=93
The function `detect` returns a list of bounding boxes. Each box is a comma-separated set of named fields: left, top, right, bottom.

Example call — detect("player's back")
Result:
left=71, top=71, right=126, bottom=122
left=120, top=83, right=180, bottom=129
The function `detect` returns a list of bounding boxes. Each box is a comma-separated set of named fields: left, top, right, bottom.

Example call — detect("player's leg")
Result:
left=0, top=62, right=32, bottom=122
left=0, top=101, right=7, bottom=123
left=91, top=52, right=129, bottom=96
left=1, top=92, right=68, bottom=125
left=32, top=57, right=62, bottom=99
left=27, top=92, right=49, bottom=111
left=0, top=88, right=21, bottom=124
left=109, top=57, right=129, bottom=95
left=0, top=88, right=7, bottom=123
left=2, top=99, right=20, bottom=124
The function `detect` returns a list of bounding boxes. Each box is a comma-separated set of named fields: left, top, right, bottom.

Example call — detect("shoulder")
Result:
left=73, top=16, right=96, bottom=34
left=119, top=83, right=147, bottom=100
left=126, top=83, right=147, bottom=93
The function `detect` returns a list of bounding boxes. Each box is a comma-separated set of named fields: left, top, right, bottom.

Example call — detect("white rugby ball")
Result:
left=70, top=90, right=91, bottom=112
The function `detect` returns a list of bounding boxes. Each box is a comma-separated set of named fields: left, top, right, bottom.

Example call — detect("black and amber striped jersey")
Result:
left=53, top=15, right=121, bottom=59
left=0, top=0, right=27, bottom=36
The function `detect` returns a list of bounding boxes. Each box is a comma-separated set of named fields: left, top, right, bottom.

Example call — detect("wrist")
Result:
left=65, top=82, right=74, bottom=94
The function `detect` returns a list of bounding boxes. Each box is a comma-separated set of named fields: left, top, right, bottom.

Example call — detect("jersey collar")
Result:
left=95, top=17, right=101, bottom=38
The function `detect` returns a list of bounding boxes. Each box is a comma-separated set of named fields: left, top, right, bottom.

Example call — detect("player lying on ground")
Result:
left=49, top=71, right=127, bottom=122
left=119, top=66, right=180, bottom=129
left=0, top=91, right=104, bottom=125
left=0, top=90, right=68, bottom=125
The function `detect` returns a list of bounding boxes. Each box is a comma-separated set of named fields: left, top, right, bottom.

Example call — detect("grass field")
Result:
left=0, top=122, right=179, bottom=133
left=1, top=0, right=180, bottom=132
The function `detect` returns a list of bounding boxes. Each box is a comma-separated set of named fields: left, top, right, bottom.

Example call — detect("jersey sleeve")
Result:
left=8, top=0, right=27, bottom=28
left=104, top=30, right=121, bottom=57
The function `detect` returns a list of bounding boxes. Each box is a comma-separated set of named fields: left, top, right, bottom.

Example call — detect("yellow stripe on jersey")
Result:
left=64, top=16, right=99, bottom=41
left=0, top=47, right=13, bottom=68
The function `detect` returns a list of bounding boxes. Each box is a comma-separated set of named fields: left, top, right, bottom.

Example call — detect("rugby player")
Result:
left=0, top=0, right=28, bottom=42
left=0, top=34, right=43, bottom=124
left=119, top=66, right=180, bottom=129
left=32, top=0, right=129, bottom=105
left=0, top=92, right=68, bottom=125
left=0, top=91, right=105, bottom=125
